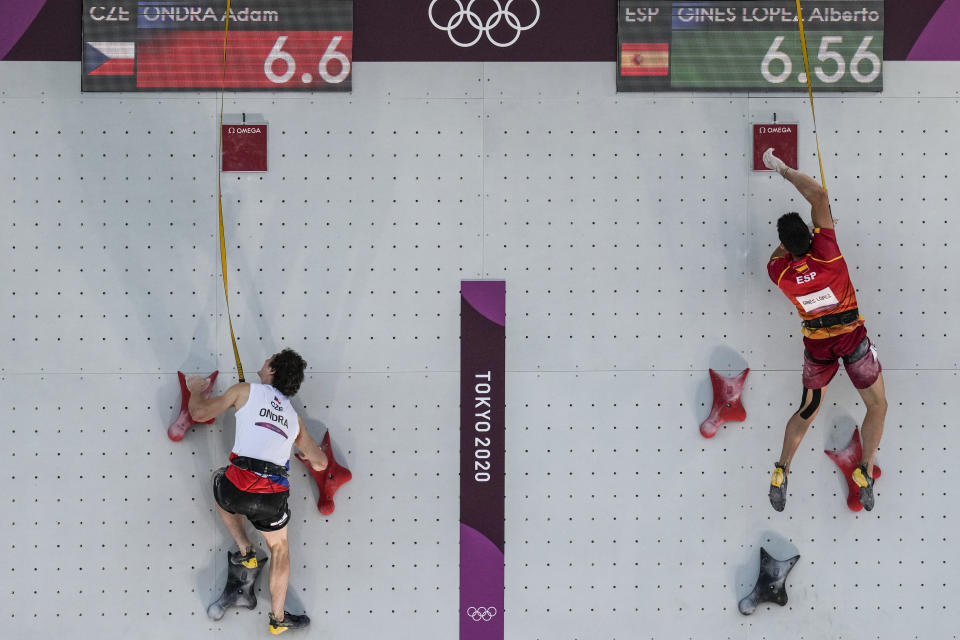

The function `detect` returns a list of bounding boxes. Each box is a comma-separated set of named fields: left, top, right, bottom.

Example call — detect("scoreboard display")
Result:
left=82, top=1, right=352, bottom=91
left=618, top=1, right=883, bottom=92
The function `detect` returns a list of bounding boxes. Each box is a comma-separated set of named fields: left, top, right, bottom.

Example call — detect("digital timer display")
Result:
left=618, top=1, right=883, bottom=92
left=82, top=1, right=352, bottom=91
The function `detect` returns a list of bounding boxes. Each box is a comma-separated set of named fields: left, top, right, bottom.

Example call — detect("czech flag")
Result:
left=621, top=43, right=669, bottom=76
left=85, top=42, right=135, bottom=76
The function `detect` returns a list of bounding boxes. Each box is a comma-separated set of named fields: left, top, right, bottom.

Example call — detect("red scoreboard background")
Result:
left=82, top=1, right=352, bottom=91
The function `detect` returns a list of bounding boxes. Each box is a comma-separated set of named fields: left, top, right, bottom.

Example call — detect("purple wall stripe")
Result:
left=459, top=524, right=505, bottom=640
left=0, top=0, right=47, bottom=59
left=462, top=280, right=506, bottom=327
left=883, top=0, right=947, bottom=60
left=907, top=0, right=960, bottom=60
left=460, top=280, right=505, bottom=640
left=3, top=0, right=81, bottom=61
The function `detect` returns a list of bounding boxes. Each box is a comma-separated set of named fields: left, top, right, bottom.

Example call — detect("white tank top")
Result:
left=232, top=383, right=300, bottom=467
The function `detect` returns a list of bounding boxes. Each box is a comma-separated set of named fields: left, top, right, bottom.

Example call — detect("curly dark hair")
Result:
left=269, top=349, right=307, bottom=398
left=777, top=212, right=812, bottom=257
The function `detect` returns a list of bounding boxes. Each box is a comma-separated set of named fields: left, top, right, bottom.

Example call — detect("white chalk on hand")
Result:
left=762, top=147, right=789, bottom=175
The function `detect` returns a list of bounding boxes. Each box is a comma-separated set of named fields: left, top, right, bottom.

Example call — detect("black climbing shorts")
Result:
left=212, top=468, right=291, bottom=532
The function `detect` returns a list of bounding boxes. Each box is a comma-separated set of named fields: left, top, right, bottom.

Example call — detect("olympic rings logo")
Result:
left=466, top=606, right=498, bottom=622
left=428, top=0, right=540, bottom=48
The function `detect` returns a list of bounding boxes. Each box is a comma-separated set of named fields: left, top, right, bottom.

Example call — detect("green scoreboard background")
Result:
left=618, top=1, right=884, bottom=92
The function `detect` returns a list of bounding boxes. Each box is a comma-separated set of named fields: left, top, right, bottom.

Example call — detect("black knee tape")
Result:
left=798, top=388, right=821, bottom=420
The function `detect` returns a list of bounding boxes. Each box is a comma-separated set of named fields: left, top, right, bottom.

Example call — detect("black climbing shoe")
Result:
left=269, top=611, right=310, bottom=635
left=852, top=463, right=875, bottom=511
left=769, top=463, right=788, bottom=512
left=230, top=548, right=258, bottom=569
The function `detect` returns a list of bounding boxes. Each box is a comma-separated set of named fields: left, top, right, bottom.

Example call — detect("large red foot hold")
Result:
left=296, top=432, right=352, bottom=515
left=824, top=427, right=882, bottom=512
left=167, top=370, right=219, bottom=442
left=700, top=368, right=749, bottom=438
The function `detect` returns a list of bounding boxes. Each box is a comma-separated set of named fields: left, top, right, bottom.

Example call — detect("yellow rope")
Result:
left=217, top=0, right=245, bottom=382
left=795, top=0, right=828, bottom=195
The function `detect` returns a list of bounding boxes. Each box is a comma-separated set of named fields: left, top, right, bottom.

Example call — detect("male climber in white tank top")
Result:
left=187, top=349, right=328, bottom=634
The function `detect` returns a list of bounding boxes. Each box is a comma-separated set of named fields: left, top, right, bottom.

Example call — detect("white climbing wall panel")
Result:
left=1, top=60, right=958, bottom=639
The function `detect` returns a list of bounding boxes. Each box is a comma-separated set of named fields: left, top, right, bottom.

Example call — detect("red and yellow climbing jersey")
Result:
left=767, top=227, right=863, bottom=340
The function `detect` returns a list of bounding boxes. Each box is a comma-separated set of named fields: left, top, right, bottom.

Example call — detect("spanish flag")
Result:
left=621, top=43, right=669, bottom=76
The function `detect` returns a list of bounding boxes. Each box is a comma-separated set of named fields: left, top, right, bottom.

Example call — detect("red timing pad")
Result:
left=136, top=31, right=352, bottom=89
left=700, top=368, right=749, bottom=438
left=222, top=124, right=267, bottom=172
left=753, top=123, right=798, bottom=171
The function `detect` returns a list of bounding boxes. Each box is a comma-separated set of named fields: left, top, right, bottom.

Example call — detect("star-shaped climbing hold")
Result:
left=824, top=427, right=882, bottom=512
left=739, top=547, right=800, bottom=615
left=168, top=370, right=218, bottom=442
left=296, top=431, right=352, bottom=515
left=700, top=368, right=749, bottom=438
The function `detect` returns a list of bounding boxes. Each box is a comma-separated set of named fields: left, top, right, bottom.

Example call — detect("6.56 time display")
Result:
left=82, top=1, right=352, bottom=91
left=618, top=1, right=883, bottom=92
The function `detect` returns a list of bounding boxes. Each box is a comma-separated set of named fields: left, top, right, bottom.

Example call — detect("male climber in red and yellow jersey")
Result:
left=762, top=148, right=887, bottom=512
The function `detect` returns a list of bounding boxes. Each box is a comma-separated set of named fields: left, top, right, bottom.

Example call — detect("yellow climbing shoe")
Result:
left=769, top=463, right=788, bottom=512
left=269, top=611, right=310, bottom=634
left=851, top=466, right=868, bottom=488
left=852, top=463, right=876, bottom=511
left=770, top=466, right=785, bottom=488
left=231, top=549, right=258, bottom=569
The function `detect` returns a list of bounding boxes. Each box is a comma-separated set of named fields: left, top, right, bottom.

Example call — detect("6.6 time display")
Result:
left=82, top=1, right=352, bottom=91
left=618, top=1, right=883, bottom=92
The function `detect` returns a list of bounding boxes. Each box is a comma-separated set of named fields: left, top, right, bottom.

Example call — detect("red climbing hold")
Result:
left=168, top=370, right=219, bottom=442
left=296, top=431, right=352, bottom=515
left=824, top=427, right=882, bottom=512
left=700, top=368, right=749, bottom=439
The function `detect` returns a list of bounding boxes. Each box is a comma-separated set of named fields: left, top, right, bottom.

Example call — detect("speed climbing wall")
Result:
left=1, top=59, right=958, bottom=639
